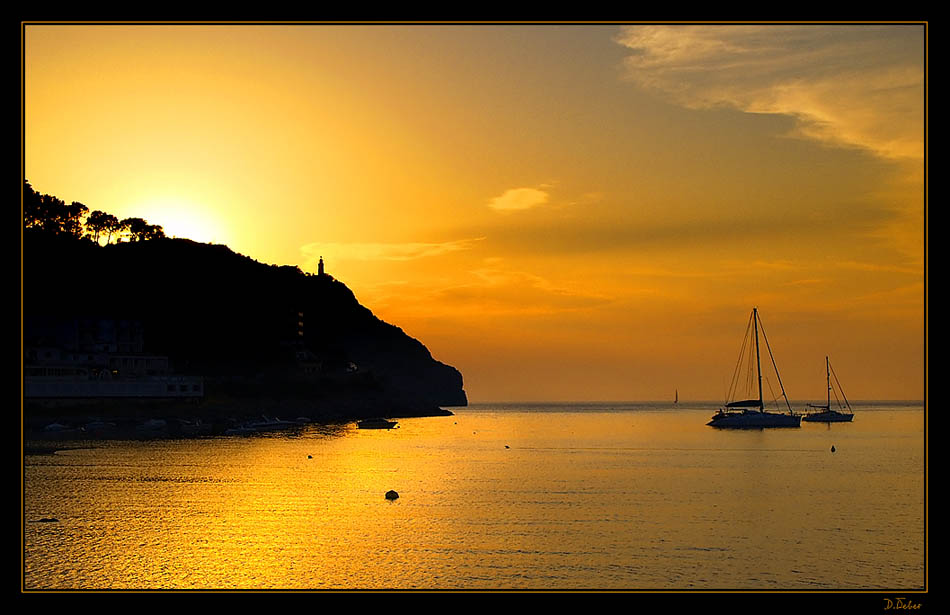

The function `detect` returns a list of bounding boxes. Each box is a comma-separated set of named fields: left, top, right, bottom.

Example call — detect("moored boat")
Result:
left=708, top=406, right=802, bottom=428
left=245, top=415, right=298, bottom=431
left=802, top=356, right=854, bottom=423
left=357, top=418, right=399, bottom=430
left=223, top=415, right=298, bottom=435
left=708, top=308, right=802, bottom=429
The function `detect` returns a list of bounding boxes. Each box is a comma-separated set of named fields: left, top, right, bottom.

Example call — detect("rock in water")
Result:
left=385, top=490, right=399, bottom=500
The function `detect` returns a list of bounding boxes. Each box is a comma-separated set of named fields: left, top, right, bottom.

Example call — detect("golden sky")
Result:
left=23, top=23, right=927, bottom=402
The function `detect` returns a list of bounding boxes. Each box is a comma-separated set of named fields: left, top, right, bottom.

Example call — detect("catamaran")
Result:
left=802, top=356, right=854, bottom=423
left=708, top=308, right=802, bottom=428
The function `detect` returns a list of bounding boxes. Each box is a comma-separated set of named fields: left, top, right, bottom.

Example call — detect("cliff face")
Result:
left=23, top=232, right=467, bottom=410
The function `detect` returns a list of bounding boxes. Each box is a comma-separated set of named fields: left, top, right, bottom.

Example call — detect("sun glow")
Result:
left=133, top=198, right=229, bottom=245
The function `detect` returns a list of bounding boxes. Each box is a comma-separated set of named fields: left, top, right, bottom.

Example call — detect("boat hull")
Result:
left=357, top=420, right=398, bottom=430
left=707, top=410, right=802, bottom=428
left=802, top=411, right=853, bottom=423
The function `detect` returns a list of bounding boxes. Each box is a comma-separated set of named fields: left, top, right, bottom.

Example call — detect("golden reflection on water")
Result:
left=24, top=407, right=925, bottom=590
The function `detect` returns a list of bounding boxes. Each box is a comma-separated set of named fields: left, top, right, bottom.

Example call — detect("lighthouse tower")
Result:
left=318, top=256, right=325, bottom=276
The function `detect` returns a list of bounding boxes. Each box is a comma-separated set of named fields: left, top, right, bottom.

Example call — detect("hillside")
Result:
left=23, top=230, right=467, bottom=420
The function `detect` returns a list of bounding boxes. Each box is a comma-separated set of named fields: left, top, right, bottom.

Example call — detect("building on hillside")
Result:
left=24, top=317, right=203, bottom=403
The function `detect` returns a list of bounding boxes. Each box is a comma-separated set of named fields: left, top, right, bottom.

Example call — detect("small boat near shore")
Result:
left=357, top=418, right=399, bottom=430
left=246, top=415, right=298, bottom=431
left=84, top=420, right=118, bottom=436
left=708, top=308, right=802, bottom=429
left=223, top=415, right=298, bottom=435
left=802, top=356, right=854, bottom=423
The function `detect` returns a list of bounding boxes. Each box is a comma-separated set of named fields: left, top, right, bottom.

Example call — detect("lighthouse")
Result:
left=318, top=256, right=325, bottom=276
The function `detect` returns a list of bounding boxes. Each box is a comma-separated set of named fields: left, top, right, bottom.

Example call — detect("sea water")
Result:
left=23, top=402, right=925, bottom=591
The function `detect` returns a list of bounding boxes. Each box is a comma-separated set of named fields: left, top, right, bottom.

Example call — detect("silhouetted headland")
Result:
left=23, top=190, right=466, bottom=435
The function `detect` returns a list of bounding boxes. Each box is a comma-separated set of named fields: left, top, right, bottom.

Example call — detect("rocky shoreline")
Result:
left=23, top=395, right=454, bottom=443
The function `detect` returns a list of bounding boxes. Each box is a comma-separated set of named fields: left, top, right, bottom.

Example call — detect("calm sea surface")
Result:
left=23, top=402, right=926, bottom=591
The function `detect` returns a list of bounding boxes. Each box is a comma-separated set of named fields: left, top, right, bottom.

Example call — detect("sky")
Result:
left=23, top=23, right=927, bottom=402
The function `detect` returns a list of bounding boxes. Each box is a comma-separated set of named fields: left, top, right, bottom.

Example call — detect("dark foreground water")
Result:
left=23, top=402, right=925, bottom=591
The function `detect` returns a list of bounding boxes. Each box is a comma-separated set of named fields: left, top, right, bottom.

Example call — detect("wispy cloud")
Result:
left=419, top=258, right=615, bottom=317
left=355, top=257, right=616, bottom=321
left=615, top=25, right=924, bottom=161
left=837, top=260, right=922, bottom=275
left=487, top=187, right=550, bottom=212
left=301, top=237, right=484, bottom=263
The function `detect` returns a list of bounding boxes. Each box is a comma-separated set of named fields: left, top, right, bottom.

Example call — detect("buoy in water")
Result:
left=831, top=445, right=836, bottom=453
left=385, top=490, right=399, bottom=500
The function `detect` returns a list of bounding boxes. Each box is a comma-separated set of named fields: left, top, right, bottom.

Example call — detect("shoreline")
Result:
left=23, top=395, right=456, bottom=443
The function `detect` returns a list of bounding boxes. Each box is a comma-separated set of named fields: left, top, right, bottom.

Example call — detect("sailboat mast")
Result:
left=826, top=356, right=831, bottom=410
left=829, top=360, right=853, bottom=414
left=754, top=308, right=763, bottom=410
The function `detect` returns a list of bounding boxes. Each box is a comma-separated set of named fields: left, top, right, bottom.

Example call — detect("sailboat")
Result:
left=802, top=356, right=854, bottom=423
left=707, top=308, right=802, bottom=428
